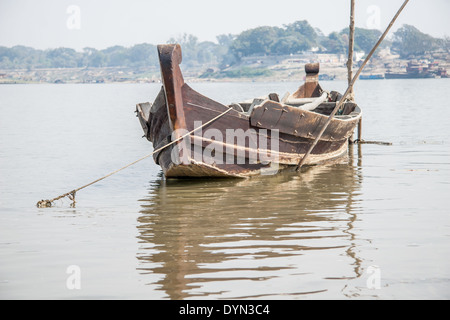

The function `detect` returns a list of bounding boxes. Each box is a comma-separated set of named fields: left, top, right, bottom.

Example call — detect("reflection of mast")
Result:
left=343, top=143, right=364, bottom=283
left=136, top=162, right=364, bottom=299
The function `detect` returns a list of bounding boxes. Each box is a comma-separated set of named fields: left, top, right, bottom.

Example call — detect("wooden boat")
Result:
left=136, top=44, right=362, bottom=178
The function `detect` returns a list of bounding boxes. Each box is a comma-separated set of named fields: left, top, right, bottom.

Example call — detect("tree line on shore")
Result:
left=0, top=21, right=448, bottom=70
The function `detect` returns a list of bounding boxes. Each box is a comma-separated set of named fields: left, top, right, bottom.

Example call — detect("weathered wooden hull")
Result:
left=136, top=44, right=362, bottom=178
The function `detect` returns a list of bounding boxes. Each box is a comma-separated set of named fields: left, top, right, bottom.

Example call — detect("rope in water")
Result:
left=352, top=139, right=392, bottom=146
left=36, top=107, right=233, bottom=208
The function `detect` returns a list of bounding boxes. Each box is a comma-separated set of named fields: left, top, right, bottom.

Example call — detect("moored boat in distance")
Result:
left=136, top=44, right=362, bottom=178
left=359, top=73, right=385, bottom=80
left=385, top=60, right=445, bottom=79
left=385, top=72, right=435, bottom=79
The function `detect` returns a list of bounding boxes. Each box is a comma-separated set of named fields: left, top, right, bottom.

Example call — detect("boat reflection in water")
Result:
left=136, top=147, right=366, bottom=299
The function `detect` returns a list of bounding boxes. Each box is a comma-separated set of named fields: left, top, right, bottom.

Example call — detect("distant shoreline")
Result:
left=1, top=52, right=448, bottom=84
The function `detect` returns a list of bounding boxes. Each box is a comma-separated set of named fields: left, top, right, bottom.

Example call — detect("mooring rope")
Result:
left=36, top=107, right=233, bottom=208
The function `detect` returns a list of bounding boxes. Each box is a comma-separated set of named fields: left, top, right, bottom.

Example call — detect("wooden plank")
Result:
left=250, top=100, right=359, bottom=141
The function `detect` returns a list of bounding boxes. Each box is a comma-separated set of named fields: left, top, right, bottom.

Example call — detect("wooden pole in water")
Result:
left=347, top=0, right=355, bottom=101
left=357, top=117, right=362, bottom=141
left=296, top=0, right=409, bottom=171
left=347, top=0, right=359, bottom=143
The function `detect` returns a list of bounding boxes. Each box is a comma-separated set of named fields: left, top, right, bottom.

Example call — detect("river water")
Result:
left=0, top=79, right=449, bottom=299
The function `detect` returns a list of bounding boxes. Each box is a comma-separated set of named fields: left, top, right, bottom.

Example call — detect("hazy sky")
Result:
left=1, top=0, right=449, bottom=51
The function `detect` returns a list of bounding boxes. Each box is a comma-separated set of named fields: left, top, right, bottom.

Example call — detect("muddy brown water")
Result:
left=1, top=79, right=449, bottom=299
